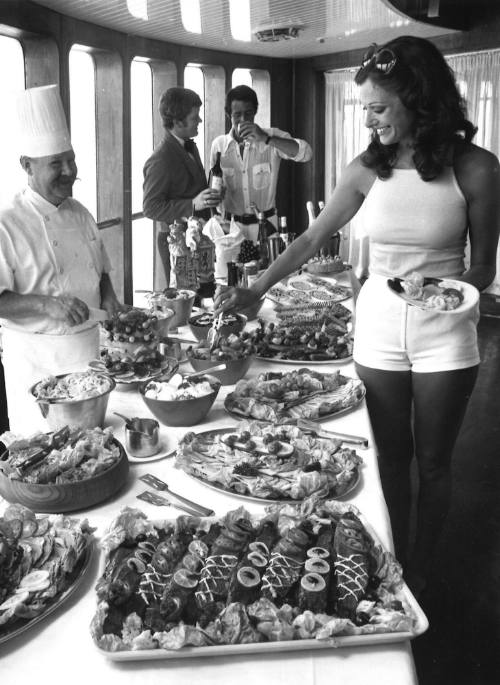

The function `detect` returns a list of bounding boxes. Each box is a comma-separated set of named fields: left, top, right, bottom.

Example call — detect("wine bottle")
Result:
left=227, top=261, right=239, bottom=287
left=257, top=211, right=270, bottom=270
left=306, top=201, right=316, bottom=227
left=209, top=151, right=223, bottom=193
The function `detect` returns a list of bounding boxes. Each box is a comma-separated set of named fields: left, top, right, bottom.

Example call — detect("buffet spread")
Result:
left=0, top=270, right=427, bottom=684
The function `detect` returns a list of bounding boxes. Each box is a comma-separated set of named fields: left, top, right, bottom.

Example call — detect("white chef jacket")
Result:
left=0, top=187, right=113, bottom=432
left=209, top=128, right=312, bottom=220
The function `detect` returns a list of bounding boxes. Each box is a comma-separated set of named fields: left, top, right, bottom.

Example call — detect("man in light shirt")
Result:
left=209, top=85, right=312, bottom=240
left=0, top=84, right=121, bottom=432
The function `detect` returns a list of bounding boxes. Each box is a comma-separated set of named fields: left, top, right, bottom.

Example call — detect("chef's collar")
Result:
left=24, top=185, right=65, bottom=215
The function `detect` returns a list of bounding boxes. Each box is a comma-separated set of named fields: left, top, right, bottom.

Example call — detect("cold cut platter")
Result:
left=267, top=274, right=351, bottom=309
left=174, top=422, right=363, bottom=502
left=0, top=504, right=94, bottom=644
left=91, top=500, right=428, bottom=660
left=224, top=369, right=365, bottom=424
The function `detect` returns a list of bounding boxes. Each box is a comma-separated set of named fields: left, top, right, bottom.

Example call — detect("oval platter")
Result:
left=175, top=427, right=362, bottom=504
left=0, top=541, right=93, bottom=645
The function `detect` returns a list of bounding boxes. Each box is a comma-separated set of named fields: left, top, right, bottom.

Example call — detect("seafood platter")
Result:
left=0, top=426, right=129, bottom=512
left=0, top=504, right=94, bottom=644
left=90, top=500, right=427, bottom=660
left=247, top=319, right=352, bottom=364
left=267, top=274, right=351, bottom=309
left=224, top=369, right=365, bottom=423
left=387, top=271, right=479, bottom=313
left=174, top=420, right=363, bottom=502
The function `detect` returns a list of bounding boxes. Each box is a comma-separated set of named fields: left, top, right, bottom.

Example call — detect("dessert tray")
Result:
left=224, top=369, right=365, bottom=424
left=268, top=274, right=351, bottom=309
left=0, top=504, right=94, bottom=644
left=387, top=275, right=479, bottom=313
left=91, top=500, right=428, bottom=660
left=174, top=421, right=363, bottom=502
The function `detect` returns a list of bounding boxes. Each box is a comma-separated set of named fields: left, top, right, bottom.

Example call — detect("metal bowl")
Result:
left=161, top=290, right=196, bottom=329
left=30, top=372, right=115, bottom=431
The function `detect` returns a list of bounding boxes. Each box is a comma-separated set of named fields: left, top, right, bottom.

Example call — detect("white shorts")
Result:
left=352, top=275, right=480, bottom=373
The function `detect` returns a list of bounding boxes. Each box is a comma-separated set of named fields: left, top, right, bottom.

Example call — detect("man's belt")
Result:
left=224, top=208, right=275, bottom=225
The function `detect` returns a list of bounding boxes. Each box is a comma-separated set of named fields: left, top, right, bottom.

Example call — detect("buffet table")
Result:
left=0, top=275, right=420, bottom=685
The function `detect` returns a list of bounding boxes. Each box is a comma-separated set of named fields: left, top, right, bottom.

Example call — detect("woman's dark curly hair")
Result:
left=354, top=35, right=477, bottom=181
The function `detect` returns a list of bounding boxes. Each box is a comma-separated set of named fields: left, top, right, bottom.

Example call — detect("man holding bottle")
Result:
left=143, top=87, right=221, bottom=285
left=209, top=85, right=312, bottom=242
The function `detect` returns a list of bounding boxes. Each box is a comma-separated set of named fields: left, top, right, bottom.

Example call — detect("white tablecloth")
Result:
left=0, top=276, right=419, bottom=685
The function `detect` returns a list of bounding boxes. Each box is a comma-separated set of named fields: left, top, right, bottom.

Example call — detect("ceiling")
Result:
left=30, top=0, right=460, bottom=59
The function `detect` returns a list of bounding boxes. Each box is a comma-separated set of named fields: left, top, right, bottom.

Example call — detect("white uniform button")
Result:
left=53, top=240, right=58, bottom=247
left=59, top=267, right=64, bottom=274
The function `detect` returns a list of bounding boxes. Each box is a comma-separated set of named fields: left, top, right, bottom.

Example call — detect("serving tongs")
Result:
left=137, top=491, right=202, bottom=517
left=13, top=426, right=71, bottom=473
left=139, top=473, right=214, bottom=517
left=206, top=311, right=224, bottom=351
left=296, top=418, right=368, bottom=448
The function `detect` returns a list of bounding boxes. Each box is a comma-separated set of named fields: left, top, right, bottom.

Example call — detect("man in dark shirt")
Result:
left=143, top=87, right=220, bottom=285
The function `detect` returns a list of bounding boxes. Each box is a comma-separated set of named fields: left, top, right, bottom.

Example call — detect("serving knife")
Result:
left=139, top=473, right=214, bottom=516
left=296, top=418, right=368, bottom=448
left=137, top=491, right=202, bottom=517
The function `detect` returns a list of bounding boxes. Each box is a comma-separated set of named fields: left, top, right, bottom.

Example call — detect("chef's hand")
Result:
left=214, top=285, right=260, bottom=315
left=193, top=188, right=221, bottom=211
left=45, top=294, right=90, bottom=327
left=101, top=294, right=122, bottom=319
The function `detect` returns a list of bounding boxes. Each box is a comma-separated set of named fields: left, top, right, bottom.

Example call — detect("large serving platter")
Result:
left=175, top=425, right=363, bottom=503
left=267, top=274, right=352, bottom=308
left=387, top=277, right=479, bottom=313
left=0, top=541, right=93, bottom=645
left=92, top=503, right=428, bottom=661
left=224, top=370, right=365, bottom=424
left=256, top=353, right=352, bottom=366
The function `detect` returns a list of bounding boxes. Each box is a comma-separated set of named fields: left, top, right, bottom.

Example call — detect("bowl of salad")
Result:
left=186, top=333, right=255, bottom=385
left=30, top=371, right=116, bottom=431
left=140, top=373, right=221, bottom=426
left=188, top=312, right=247, bottom=342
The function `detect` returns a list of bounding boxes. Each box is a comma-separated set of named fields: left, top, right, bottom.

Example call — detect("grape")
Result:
left=238, top=239, right=260, bottom=263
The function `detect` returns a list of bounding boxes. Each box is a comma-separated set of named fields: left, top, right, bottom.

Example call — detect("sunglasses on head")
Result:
left=361, top=44, right=397, bottom=74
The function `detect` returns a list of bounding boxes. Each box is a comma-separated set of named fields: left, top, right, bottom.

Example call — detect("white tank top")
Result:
left=362, top=166, right=467, bottom=278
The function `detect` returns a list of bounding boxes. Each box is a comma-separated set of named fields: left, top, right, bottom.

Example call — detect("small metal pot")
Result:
left=125, top=418, right=160, bottom=458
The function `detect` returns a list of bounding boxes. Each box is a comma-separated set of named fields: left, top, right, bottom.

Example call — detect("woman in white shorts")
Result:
left=215, top=36, right=500, bottom=595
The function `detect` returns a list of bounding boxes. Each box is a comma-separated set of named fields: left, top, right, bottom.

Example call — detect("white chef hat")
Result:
left=16, top=84, right=72, bottom=157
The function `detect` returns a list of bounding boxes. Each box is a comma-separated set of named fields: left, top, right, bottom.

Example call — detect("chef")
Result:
left=0, top=84, right=121, bottom=433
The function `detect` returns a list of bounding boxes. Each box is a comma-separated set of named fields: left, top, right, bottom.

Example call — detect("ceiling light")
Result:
left=253, top=19, right=305, bottom=43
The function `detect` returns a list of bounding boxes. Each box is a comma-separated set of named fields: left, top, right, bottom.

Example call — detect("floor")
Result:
left=411, top=315, right=500, bottom=685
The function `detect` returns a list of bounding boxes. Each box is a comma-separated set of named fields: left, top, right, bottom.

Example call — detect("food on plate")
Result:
left=268, top=276, right=351, bottom=308
left=276, top=302, right=352, bottom=325
left=32, top=370, right=113, bottom=402
left=248, top=320, right=352, bottom=362
left=187, top=333, right=255, bottom=362
left=91, top=501, right=419, bottom=653
left=190, top=312, right=241, bottom=328
left=0, top=504, right=93, bottom=634
left=398, top=272, right=465, bottom=311
left=101, top=308, right=162, bottom=345
left=175, top=420, right=362, bottom=501
left=305, top=255, right=346, bottom=274
left=90, top=348, right=178, bottom=382
left=224, top=369, right=365, bottom=423
left=0, top=426, right=122, bottom=484
left=143, top=374, right=214, bottom=401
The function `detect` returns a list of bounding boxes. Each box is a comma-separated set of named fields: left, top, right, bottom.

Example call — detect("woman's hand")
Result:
left=214, top=285, right=260, bottom=315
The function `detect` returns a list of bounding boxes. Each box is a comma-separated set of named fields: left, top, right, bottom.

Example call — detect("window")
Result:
left=131, top=59, right=154, bottom=306
left=232, top=68, right=252, bottom=89
left=0, top=36, right=25, bottom=206
left=184, top=64, right=205, bottom=165
left=229, top=0, right=251, bottom=41
left=69, top=46, right=97, bottom=219
left=180, top=0, right=201, bottom=33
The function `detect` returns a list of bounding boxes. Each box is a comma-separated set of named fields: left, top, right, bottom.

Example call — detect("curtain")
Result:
left=324, top=70, right=369, bottom=273
left=447, top=51, right=500, bottom=295
left=325, top=50, right=500, bottom=289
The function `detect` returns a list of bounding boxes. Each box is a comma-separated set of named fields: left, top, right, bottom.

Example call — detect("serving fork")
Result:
left=136, top=491, right=202, bottom=517
left=139, top=473, right=214, bottom=516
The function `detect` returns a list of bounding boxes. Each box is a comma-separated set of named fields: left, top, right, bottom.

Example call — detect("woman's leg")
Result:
left=410, top=365, right=478, bottom=579
left=355, top=363, right=414, bottom=564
